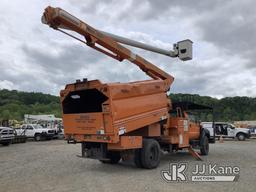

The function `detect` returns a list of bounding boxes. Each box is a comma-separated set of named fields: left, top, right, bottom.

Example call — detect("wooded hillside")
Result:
left=0, top=89, right=255, bottom=121
left=170, top=93, right=256, bottom=121
left=0, top=89, right=61, bottom=120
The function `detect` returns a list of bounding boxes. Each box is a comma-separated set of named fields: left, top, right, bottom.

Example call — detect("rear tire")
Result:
left=2, top=141, right=11, bottom=146
left=140, top=139, right=161, bottom=169
left=237, top=133, right=245, bottom=141
left=200, top=136, right=209, bottom=155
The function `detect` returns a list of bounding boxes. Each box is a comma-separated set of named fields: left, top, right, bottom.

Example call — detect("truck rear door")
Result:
left=62, top=89, right=110, bottom=135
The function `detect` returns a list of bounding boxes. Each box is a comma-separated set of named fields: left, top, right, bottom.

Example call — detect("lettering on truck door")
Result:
left=227, top=124, right=235, bottom=137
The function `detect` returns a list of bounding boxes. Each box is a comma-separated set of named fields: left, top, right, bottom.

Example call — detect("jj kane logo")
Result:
left=161, top=163, right=240, bottom=182
left=162, top=163, right=188, bottom=182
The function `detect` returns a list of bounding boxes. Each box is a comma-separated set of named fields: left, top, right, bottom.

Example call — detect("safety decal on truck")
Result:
left=97, top=129, right=105, bottom=135
left=160, top=116, right=167, bottom=121
left=184, top=120, right=189, bottom=131
left=118, top=127, right=126, bottom=135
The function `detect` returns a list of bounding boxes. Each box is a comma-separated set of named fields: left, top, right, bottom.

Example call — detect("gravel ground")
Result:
left=0, top=139, right=256, bottom=192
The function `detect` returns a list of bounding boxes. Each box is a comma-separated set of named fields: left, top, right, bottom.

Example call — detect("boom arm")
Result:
left=41, top=6, right=192, bottom=89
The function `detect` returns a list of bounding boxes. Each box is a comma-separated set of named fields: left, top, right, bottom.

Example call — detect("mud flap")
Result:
left=78, top=142, right=108, bottom=160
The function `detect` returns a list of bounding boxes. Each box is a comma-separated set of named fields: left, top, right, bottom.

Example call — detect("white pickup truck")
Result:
left=201, top=122, right=251, bottom=141
left=16, top=124, right=55, bottom=141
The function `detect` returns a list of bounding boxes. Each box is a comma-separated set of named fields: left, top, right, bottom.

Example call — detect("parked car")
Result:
left=201, top=122, right=251, bottom=141
left=16, top=124, right=55, bottom=141
left=57, top=125, right=64, bottom=139
left=248, top=127, right=256, bottom=137
left=0, top=127, right=15, bottom=146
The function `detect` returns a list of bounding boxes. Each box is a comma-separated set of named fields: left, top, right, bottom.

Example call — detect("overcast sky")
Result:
left=0, top=0, right=255, bottom=98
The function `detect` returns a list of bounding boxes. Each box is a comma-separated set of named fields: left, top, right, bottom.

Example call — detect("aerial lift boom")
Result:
left=42, top=6, right=208, bottom=169
left=42, top=7, right=192, bottom=91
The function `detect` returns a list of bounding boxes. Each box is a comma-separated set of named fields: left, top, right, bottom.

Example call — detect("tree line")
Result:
left=0, top=89, right=255, bottom=121
left=170, top=93, right=256, bottom=121
left=0, top=89, right=61, bottom=121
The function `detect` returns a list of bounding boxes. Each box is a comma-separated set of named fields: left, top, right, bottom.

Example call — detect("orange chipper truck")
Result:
left=42, top=6, right=210, bottom=169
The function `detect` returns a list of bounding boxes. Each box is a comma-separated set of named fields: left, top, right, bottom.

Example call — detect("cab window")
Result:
left=27, top=125, right=33, bottom=130
left=21, top=125, right=26, bottom=129
left=227, top=124, right=234, bottom=129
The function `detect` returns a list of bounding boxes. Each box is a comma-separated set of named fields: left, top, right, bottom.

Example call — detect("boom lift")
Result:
left=42, top=6, right=210, bottom=169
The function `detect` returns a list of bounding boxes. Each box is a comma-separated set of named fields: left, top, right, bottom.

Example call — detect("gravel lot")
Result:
left=0, top=139, right=256, bottom=192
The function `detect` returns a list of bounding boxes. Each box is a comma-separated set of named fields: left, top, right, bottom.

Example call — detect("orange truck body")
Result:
left=42, top=6, right=210, bottom=168
left=61, top=79, right=200, bottom=152
left=62, top=79, right=169, bottom=147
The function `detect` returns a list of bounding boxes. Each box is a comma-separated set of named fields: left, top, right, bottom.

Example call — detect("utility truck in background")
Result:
left=16, top=124, right=55, bottom=141
left=42, top=6, right=211, bottom=169
left=201, top=122, right=250, bottom=141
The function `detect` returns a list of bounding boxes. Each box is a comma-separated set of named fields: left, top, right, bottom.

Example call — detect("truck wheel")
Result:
left=2, top=141, right=11, bottom=146
left=237, top=133, right=245, bottom=141
left=34, top=134, right=41, bottom=141
left=141, top=139, right=161, bottom=169
left=100, top=151, right=121, bottom=164
left=134, top=149, right=143, bottom=168
left=200, top=136, right=209, bottom=155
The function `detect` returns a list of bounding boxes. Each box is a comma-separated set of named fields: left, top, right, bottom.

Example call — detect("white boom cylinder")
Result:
left=99, top=30, right=177, bottom=57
